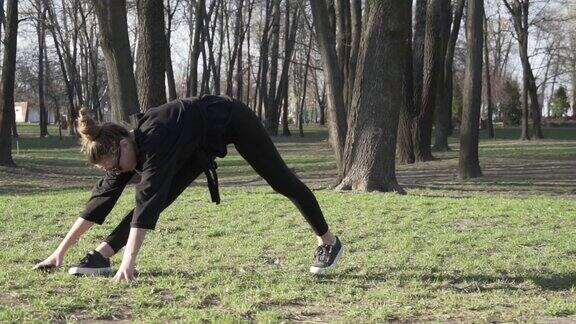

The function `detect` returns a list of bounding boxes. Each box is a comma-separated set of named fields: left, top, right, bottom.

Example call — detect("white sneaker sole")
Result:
left=68, top=267, right=112, bottom=276
left=309, top=245, right=343, bottom=275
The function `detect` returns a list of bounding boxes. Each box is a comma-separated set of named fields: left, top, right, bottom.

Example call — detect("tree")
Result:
left=185, top=0, right=205, bottom=97
left=414, top=0, right=446, bottom=161
left=0, top=0, right=18, bottom=167
left=33, top=0, right=49, bottom=137
left=483, top=9, right=495, bottom=139
left=459, top=0, right=484, bottom=179
left=136, top=0, right=167, bottom=110
left=500, top=79, right=522, bottom=126
left=434, top=0, right=465, bottom=151
left=503, top=0, right=543, bottom=140
left=164, top=0, right=182, bottom=101
left=335, top=0, right=410, bottom=193
left=93, top=0, right=140, bottom=123
left=45, top=0, right=82, bottom=135
left=397, top=0, right=426, bottom=164
left=551, top=86, right=570, bottom=118
left=396, top=6, right=416, bottom=165
left=309, top=0, right=359, bottom=177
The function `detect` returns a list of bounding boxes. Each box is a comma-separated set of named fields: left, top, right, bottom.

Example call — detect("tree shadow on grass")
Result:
left=330, top=268, right=576, bottom=292
left=398, top=157, right=576, bottom=197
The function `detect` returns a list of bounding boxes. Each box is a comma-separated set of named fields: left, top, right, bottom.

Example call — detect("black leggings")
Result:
left=104, top=102, right=329, bottom=252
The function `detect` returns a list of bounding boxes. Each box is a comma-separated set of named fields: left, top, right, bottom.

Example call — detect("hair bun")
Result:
left=77, top=107, right=101, bottom=141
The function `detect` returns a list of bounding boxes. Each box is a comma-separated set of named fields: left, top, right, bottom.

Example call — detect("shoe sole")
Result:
left=309, top=245, right=343, bottom=275
left=68, top=267, right=112, bottom=276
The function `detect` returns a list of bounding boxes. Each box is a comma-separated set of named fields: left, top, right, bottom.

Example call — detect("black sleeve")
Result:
left=80, top=170, right=135, bottom=224
left=130, top=126, right=179, bottom=230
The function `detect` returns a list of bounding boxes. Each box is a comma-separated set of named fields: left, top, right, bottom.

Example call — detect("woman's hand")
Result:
left=33, top=252, right=64, bottom=272
left=112, top=228, right=147, bottom=283
left=112, top=263, right=136, bottom=283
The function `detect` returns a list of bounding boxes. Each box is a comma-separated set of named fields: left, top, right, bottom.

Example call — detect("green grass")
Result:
left=1, top=124, right=576, bottom=321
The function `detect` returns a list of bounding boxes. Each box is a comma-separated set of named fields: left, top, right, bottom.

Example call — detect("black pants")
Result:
left=104, top=102, right=329, bottom=252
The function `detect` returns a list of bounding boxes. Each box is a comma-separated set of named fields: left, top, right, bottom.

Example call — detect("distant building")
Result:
left=14, top=101, right=56, bottom=123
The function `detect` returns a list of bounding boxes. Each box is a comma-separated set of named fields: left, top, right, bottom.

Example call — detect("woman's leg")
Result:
left=230, top=102, right=334, bottom=243
left=230, top=102, right=342, bottom=274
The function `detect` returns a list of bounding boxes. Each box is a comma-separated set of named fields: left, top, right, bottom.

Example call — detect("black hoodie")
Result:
left=79, top=95, right=235, bottom=230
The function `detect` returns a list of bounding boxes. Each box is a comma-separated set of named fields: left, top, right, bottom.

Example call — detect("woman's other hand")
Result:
left=33, top=252, right=64, bottom=272
left=112, top=264, right=136, bottom=283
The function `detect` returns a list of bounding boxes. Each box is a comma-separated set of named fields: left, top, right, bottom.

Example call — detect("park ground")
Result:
left=1, top=124, right=576, bottom=322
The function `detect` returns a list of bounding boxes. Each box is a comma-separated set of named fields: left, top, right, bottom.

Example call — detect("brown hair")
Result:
left=76, top=108, right=131, bottom=165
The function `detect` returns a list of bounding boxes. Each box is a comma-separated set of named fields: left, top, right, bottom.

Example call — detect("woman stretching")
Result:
left=33, top=95, right=342, bottom=282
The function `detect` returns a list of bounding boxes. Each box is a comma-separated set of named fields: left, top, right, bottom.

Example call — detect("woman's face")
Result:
left=97, top=137, right=138, bottom=173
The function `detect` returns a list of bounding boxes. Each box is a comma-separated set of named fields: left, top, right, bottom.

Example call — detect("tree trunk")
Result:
left=434, top=0, right=464, bottom=150
left=136, top=0, right=167, bottom=110
left=257, top=0, right=272, bottom=120
left=0, top=0, right=18, bottom=167
left=187, top=0, right=205, bottom=97
left=396, top=4, right=416, bottom=165
left=94, top=0, right=140, bottom=123
left=415, top=0, right=442, bottom=162
left=310, top=0, right=348, bottom=177
left=165, top=0, right=178, bottom=101
left=264, top=0, right=280, bottom=135
left=299, top=33, right=313, bottom=137
left=37, top=4, right=49, bottom=137
left=336, top=0, right=409, bottom=193
left=483, top=10, right=495, bottom=139
left=272, top=1, right=299, bottom=135
left=281, top=83, right=291, bottom=136
left=431, top=0, right=451, bottom=152
left=503, top=0, right=542, bottom=139
left=459, top=0, right=483, bottom=179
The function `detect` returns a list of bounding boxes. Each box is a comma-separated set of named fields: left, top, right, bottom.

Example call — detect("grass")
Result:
left=1, top=123, right=576, bottom=321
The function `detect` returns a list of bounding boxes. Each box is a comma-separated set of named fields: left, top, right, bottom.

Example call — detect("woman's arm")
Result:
left=112, top=227, right=148, bottom=282
left=33, top=217, right=94, bottom=270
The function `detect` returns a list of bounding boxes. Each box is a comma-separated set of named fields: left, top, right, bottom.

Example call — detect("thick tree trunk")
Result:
left=94, top=0, right=140, bottom=123
left=0, top=0, right=18, bottom=167
left=415, top=0, right=443, bottom=161
left=336, top=0, right=409, bottom=193
left=396, top=6, right=416, bottom=165
left=459, top=0, right=483, bottom=179
left=310, top=0, right=348, bottom=176
left=398, top=0, right=426, bottom=164
left=434, top=0, right=464, bottom=151
left=136, top=0, right=167, bottom=110
left=431, top=0, right=451, bottom=152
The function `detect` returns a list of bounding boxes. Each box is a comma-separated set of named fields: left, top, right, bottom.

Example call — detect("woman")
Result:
left=33, top=95, right=342, bottom=282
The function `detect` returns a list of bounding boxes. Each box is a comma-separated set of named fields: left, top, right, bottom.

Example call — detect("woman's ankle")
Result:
left=317, top=231, right=336, bottom=246
left=95, top=242, right=115, bottom=259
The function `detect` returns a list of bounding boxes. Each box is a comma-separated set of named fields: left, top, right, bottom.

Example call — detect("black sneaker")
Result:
left=310, top=236, right=343, bottom=274
left=68, top=251, right=112, bottom=276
